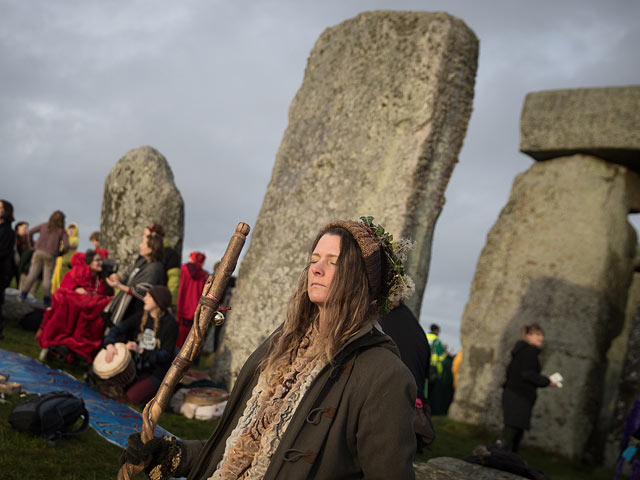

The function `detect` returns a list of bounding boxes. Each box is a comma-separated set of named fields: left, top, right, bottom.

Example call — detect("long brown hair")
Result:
left=145, top=233, right=165, bottom=263
left=136, top=311, right=162, bottom=349
left=261, top=227, right=376, bottom=382
left=47, top=210, right=65, bottom=232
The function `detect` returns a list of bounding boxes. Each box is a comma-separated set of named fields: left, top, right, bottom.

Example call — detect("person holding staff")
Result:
left=498, top=323, right=557, bottom=452
left=122, top=217, right=418, bottom=480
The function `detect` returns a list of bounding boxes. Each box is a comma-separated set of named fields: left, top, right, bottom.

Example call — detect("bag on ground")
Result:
left=8, top=391, right=89, bottom=445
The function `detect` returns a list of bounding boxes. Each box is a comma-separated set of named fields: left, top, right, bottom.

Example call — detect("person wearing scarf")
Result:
left=122, top=218, right=418, bottom=480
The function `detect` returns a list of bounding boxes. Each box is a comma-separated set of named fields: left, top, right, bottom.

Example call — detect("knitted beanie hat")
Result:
left=148, top=285, right=172, bottom=311
left=318, top=219, right=390, bottom=298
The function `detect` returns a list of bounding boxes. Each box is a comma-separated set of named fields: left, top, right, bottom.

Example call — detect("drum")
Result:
left=183, top=387, right=229, bottom=406
left=93, top=342, right=136, bottom=387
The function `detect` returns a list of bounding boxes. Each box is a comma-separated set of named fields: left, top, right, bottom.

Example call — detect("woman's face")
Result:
left=17, top=223, right=28, bottom=236
left=139, top=236, right=152, bottom=257
left=307, top=233, right=341, bottom=308
left=67, top=225, right=77, bottom=236
left=525, top=331, right=544, bottom=348
left=89, top=254, right=103, bottom=274
left=143, top=292, right=158, bottom=312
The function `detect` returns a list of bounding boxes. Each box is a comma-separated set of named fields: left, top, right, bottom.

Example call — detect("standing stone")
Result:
left=100, top=146, right=184, bottom=272
left=520, top=86, right=640, bottom=167
left=214, top=11, right=478, bottom=385
left=448, top=154, right=639, bottom=459
left=602, top=264, right=640, bottom=463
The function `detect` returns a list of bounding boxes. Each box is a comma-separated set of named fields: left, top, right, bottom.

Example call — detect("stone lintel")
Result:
left=520, top=86, right=640, bottom=170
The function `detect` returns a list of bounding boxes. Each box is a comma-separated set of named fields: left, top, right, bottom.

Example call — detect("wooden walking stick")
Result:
left=118, top=222, right=250, bottom=480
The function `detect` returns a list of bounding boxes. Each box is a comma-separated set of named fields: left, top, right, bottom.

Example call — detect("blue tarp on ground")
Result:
left=0, top=349, right=174, bottom=448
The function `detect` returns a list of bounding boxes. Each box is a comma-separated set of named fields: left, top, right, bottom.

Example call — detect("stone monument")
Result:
left=449, top=85, right=640, bottom=460
left=100, top=146, right=184, bottom=272
left=214, top=11, right=478, bottom=385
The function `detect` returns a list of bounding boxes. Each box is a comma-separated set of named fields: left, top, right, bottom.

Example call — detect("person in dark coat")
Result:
left=499, top=323, right=556, bottom=452
left=121, top=218, right=418, bottom=480
left=379, top=300, right=430, bottom=401
left=380, top=300, right=432, bottom=450
left=0, top=200, right=16, bottom=339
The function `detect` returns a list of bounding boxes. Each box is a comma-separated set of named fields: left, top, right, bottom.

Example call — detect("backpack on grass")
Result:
left=9, top=391, right=89, bottom=445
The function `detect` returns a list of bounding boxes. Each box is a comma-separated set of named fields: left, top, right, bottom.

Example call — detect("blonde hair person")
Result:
left=122, top=217, right=418, bottom=480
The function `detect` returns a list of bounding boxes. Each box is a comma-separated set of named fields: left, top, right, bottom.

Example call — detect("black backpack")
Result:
left=9, top=391, right=89, bottom=445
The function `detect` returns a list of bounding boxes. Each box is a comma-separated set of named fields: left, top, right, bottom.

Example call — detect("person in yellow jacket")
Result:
left=50, top=222, right=78, bottom=294
left=427, top=323, right=447, bottom=380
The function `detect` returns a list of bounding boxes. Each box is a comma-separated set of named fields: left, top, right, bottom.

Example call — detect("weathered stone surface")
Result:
left=601, top=269, right=640, bottom=464
left=413, top=460, right=462, bottom=480
left=215, top=10, right=478, bottom=385
left=520, top=86, right=640, bottom=168
left=448, top=155, right=639, bottom=459
left=100, top=146, right=184, bottom=272
left=604, top=282, right=640, bottom=464
left=426, top=457, right=530, bottom=479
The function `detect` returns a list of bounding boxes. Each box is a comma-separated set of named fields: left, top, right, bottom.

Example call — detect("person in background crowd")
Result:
left=426, top=323, right=447, bottom=402
left=19, top=210, right=69, bottom=307
left=51, top=222, right=79, bottom=294
left=498, top=323, right=556, bottom=453
left=380, top=299, right=432, bottom=450
left=104, top=231, right=165, bottom=326
left=89, top=231, right=109, bottom=259
left=0, top=200, right=16, bottom=340
left=145, top=223, right=180, bottom=305
left=36, top=250, right=113, bottom=364
left=13, top=221, right=29, bottom=287
left=100, top=285, right=178, bottom=404
left=176, top=251, right=207, bottom=348
left=121, top=218, right=417, bottom=480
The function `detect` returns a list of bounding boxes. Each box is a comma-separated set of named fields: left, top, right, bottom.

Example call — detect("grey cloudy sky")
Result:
left=2, top=0, right=639, bottom=351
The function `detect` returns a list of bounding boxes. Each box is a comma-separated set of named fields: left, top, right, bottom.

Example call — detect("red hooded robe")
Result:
left=38, top=252, right=113, bottom=362
left=176, top=262, right=207, bottom=348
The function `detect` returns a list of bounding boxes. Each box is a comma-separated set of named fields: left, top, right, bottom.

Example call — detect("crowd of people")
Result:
left=0, top=201, right=212, bottom=407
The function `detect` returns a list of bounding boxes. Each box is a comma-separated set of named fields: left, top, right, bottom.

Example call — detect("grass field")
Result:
left=0, top=302, right=617, bottom=479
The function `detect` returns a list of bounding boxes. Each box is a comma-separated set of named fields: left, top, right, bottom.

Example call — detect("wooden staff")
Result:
left=118, top=222, right=250, bottom=480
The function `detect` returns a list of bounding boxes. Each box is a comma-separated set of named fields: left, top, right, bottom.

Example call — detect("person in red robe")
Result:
left=36, top=250, right=113, bottom=364
left=175, top=251, right=207, bottom=348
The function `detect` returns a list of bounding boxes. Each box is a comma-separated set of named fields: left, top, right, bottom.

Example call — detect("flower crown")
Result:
left=359, top=216, right=415, bottom=314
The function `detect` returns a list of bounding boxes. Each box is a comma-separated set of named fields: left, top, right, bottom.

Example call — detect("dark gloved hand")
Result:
left=120, top=432, right=183, bottom=480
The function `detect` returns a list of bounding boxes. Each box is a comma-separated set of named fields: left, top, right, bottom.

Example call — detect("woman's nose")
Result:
left=311, top=261, right=325, bottom=276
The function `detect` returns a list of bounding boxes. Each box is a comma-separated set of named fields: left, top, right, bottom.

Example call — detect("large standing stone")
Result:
left=604, top=287, right=640, bottom=463
left=602, top=264, right=640, bottom=463
left=215, top=11, right=478, bottom=384
left=520, top=86, right=640, bottom=167
left=100, top=146, right=184, bottom=271
left=448, top=154, right=639, bottom=459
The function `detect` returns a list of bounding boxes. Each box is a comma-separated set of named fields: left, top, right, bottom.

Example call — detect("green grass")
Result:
left=0, top=313, right=219, bottom=479
left=0, top=306, right=616, bottom=479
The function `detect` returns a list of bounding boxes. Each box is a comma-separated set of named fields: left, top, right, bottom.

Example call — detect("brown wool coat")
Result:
left=178, top=325, right=417, bottom=480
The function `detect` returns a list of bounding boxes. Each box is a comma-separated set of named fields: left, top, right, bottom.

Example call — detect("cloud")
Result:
left=2, top=0, right=638, bottom=350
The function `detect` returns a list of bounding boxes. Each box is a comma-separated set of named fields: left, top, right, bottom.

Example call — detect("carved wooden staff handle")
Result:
left=118, top=222, right=250, bottom=480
